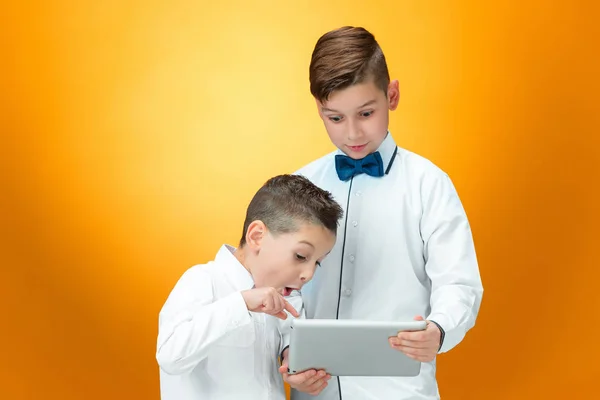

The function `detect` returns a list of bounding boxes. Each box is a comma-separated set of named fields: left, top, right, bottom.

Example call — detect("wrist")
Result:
left=428, top=320, right=445, bottom=351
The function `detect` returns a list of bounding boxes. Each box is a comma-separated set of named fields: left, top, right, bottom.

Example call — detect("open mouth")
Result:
left=282, top=287, right=297, bottom=296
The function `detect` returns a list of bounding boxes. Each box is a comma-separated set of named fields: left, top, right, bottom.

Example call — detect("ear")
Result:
left=245, top=220, right=267, bottom=251
left=387, top=80, right=400, bottom=111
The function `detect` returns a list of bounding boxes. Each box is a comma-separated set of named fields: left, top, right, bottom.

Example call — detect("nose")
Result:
left=347, top=119, right=361, bottom=141
left=300, top=268, right=315, bottom=283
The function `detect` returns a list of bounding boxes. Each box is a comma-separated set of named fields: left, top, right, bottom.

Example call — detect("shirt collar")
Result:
left=377, top=131, right=398, bottom=172
left=215, top=245, right=255, bottom=290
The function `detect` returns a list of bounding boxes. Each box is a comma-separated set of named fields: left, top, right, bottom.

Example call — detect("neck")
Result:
left=233, top=245, right=252, bottom=274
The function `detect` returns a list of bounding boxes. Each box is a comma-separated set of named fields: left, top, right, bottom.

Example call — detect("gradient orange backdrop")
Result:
left=2, top=1, right=599, bottom=399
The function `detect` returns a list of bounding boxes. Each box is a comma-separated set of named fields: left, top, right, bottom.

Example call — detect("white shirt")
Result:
left=290, top=133, right=483, bottom=400
left=157, top=245, right=300, bottom=400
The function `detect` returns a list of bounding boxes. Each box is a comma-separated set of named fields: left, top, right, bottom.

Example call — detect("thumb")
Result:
left=414, top=315, right=425, bottom=321
left=279, top=360, right=289, bottom=375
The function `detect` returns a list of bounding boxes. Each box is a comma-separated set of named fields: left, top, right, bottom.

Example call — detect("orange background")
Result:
left=2, top=1, right=599, bottom=399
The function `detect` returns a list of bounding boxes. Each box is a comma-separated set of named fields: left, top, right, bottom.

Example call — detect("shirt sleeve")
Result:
left=278, top=291, right=305, bottom=361
left=156, top=267, right=252, bottom=375
left=420, top=172, right=484, bottom=353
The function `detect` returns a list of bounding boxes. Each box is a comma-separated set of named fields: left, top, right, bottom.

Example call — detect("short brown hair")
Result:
left=309, top=26, right=390, bottom=102
left=239, top=175, right=344, bottom=247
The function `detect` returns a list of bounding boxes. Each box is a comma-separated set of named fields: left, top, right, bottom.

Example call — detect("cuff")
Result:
left=279, top=345, right=289, bottom=365
left=428, top=320, right=445, bottom=352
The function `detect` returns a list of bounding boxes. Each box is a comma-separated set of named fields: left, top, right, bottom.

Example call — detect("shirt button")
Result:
left=356, top=191, right=362, bottom=196
left=352, top=221, right=358, bottom=227
left=349, top=255, right=355, bottom=262
left=344, top=288, right=352, bottom=296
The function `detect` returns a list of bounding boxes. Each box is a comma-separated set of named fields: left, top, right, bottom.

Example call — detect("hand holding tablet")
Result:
left=279, top=348, right=331, bottom=396
left=389, top=316, right=443, bottom=362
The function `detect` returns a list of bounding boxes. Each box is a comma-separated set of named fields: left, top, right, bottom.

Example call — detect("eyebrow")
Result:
left=298, top=240, right=315, bottom=248
left=321, top=99, right=377, bottom=114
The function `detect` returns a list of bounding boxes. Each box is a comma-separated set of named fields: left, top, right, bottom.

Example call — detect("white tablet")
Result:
left=287, top=318, right=427, bottom=377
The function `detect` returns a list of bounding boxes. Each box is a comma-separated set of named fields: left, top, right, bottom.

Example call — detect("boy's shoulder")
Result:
left=294, top=149, right=337, bottom=180
left=173, top=262, right=216, bottom=287
left=173, top=251, right=231, bottom=288
left=396, top=147, right=449, bottom=180
left=184, top=261, right=217, bottom=275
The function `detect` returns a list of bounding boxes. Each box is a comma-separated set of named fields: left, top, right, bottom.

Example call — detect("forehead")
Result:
left=270, top=223, right=334, bottom=248
left=321, top=81, right=386, bottom=111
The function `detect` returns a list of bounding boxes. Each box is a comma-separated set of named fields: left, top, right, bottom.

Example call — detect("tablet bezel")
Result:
left=287, top=318, right=428, bottom=377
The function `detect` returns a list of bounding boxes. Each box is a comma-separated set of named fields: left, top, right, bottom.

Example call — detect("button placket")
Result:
left=338, top=181, right=363, bottom=318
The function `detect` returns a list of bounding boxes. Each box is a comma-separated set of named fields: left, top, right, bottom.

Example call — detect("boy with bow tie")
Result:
left=279, top=26, right=484, bottom=400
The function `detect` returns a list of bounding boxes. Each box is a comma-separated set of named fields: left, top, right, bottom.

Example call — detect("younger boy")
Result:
left=156, top=174, right=343, bottom=400
left=281, top=27, right=484, bottom=400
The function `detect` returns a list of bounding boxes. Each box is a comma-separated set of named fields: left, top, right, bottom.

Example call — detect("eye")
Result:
left=295, top=254, right=307, bottom=262
left=328, top=116, right=343, bottom=123
left=316, top=261, right=322, bottom=268
left=361, top=110, right=373, bottom=118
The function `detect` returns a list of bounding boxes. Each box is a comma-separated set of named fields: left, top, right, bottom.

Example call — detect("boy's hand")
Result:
left=388, top=316, right=441, bottom=362
left=279, top=348, right=330, bottom=395
left=241, top=287, right=300, bottom=320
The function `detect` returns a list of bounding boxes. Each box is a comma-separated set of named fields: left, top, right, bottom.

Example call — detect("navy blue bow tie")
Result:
left=335, top=152, right=384, bottom=181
